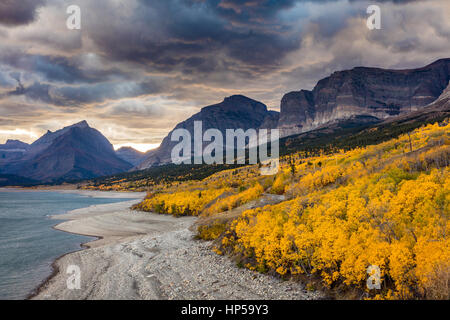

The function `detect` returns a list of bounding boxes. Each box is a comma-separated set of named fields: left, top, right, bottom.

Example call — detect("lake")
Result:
left=0, top=190, right=133, bottom=300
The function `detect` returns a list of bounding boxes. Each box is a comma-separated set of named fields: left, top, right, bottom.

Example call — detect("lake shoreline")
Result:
left=19, top=190, right=146, bottom=300
left=29, top=191, right=322, bottom=300
left=0, top=186, right=145, bottom=198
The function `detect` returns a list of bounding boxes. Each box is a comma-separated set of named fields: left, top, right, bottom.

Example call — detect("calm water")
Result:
left=0, top=190, right=133, bottom=300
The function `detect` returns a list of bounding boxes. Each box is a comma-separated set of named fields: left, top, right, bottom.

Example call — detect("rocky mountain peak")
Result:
left=201, top=95, right=268, bottom=114
left=66, top=120, right=90, bottom=129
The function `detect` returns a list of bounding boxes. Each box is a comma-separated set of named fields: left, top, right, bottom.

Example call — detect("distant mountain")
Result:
left=82, top=81, right=450, bottom=189
left=137, top=95, right=279, bottom=169
left=0, top=140, right=30, bottom=163
left=278, top=58, right=450, bottom=137
left=0, top=121, right=132, bottom=183
left=116, top=147, right=146, bottom=166
left=0, top=139, right=30, bottom=150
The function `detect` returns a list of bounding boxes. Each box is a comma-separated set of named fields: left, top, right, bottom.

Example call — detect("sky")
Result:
left=0, top=0, right=449, bottom=152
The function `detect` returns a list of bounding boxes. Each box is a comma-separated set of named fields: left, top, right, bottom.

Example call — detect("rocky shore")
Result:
left=32, top=196, right=323, bottom=300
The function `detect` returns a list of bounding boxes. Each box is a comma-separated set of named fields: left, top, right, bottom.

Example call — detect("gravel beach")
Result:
left=32, top=194, right=323, bottom=300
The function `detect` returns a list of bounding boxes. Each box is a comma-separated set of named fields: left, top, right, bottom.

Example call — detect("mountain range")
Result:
left=137, top=58, right=450, bottom=169
left=1, top=58, right=449, bottom=184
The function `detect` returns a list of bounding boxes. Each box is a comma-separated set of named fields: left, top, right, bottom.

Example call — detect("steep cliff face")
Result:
left=382, top=81, right=450, bottom=125
left=279, top=58, right=450, bottom=137
left=278, top=90, right=315, bottom=136
left=137, top=95, right=277, bottom=169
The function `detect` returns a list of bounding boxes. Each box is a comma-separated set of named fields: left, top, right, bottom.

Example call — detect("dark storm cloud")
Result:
left=87, top=0, right=303, bottom=76
left=1, top=0, right=431, bottom=84
left=7, top=80, right=52, bottom=104
left=0, top=0, right=46, bottom=26
left=182, top=0, right=421, bottom=23
left=0, top=72, right=15, bottom=87
left=87, top=0, right=425, bottom=77
left=0, top=50, right=137, bottom=89
left=0, top=52, right=103, bottom=84
left=6, top=77, right=165, bottom=106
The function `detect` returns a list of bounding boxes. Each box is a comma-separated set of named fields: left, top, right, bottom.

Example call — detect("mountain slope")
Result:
left=116, top=147, right=146, bottom=166
left=279, top=58, right=450, bottom=136
left=0, top=139, right=30, bottom=163
left=0, top=174, right=38, bottom=187
left=0, top=121, right=132, bottom=182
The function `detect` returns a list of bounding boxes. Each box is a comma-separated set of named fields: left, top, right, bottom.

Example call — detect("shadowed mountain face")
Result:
left=0, top=140, right=30, bottom=162
left=0, top=140, right=29, bottom=150
left=137, top=95, right=279, bottom=169
left=278, top=58, right=450, bottom=137
left=116, top=147, right=146, bottom=166
left=0, top=121, right=132, bottom=183
left=381, top=81, right=450, bottom=125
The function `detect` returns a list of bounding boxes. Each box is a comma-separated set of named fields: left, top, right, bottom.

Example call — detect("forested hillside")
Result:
left=133, top=120, right=449, bottom=299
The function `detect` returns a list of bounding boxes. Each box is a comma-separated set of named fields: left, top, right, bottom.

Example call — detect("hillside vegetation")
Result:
left=132, top=120, right=449, bottom=299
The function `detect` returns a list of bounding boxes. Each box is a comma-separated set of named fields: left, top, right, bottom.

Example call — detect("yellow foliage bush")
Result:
left=271, top=173, right=288, bottom=195
left=220, top=122, right=450, bottom=299
left=131, top=121, right=450, bottom=299
left=197, top=221, right=228, bottom=240
left=205, top=183, right=264, bottom=215
left=136, top=188, right=228, bottom=216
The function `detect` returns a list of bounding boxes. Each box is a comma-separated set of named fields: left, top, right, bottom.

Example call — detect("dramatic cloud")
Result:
left=0, top=0, right=448, bottom=150
left=0, top=0, right=46, bottom=26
